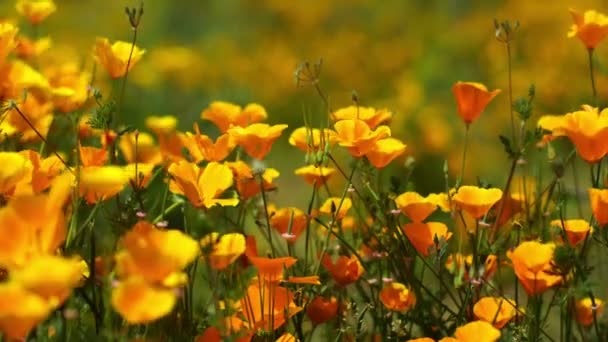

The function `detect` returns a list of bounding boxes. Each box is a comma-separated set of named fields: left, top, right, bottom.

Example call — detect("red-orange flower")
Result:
left=379, top=282, right=416, bottom=312
left=568, top=9, right=608, bottom=49
left=550, top=219, right=592, bottom=246
left=452, top=82, right=500, bottom=125
left=270, top=206, right=308, bottom=243
left=575, top=297, right=604, bottom=326
left=589, top=188, right=608, bottom=225
left=322, top=254, right=364, bottom=287
left=307, top=296, right=338, bottom=325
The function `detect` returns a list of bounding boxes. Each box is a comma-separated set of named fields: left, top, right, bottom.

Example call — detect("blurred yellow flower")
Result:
left=16, top=0, right=57, bottom=25
left=46, top=62, right=90, bottom=113
left=179, top=124, right=235, bottom=163
left=118, top=131, right=162, bottom=165
left=0, top=23, right=18, bottom=62
left=454, top=321, right=500, bottom=342
left=168, top=161, right=239, bottom=208
left=111, top=276, right=176, bottom=324
left=473, top=297, right=516, bottom=328
left=95, top=37, right=145, bottom=79
left=575, top=297, right=604, bottom=326
left=145, top=115, right=177, bottom=136
left=403, top=222, right=452, bottom=256
left=394, top=191, right=438, bottom=222
left=0, top=152, right=32, bottom=197
left=79, top=166, right=130, bottom=204
left=10, top=255, right=84, bottom=305
left=0, top=282, right=51, bottom=340
left=319, top=197, right=352, bottom=220
left=115, top=221, right=199, bottom=283
left=201, top=101, right=267, bottom=133
left=568, top=8, right=608, bottom=49
left=15, top=35, right=50, bottom=60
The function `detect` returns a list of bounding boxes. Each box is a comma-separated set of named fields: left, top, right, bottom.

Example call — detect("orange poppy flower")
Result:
left=201, top=101, right=267, bottom=133
left=240, top=282, right=302, bottom=331
left=552, top=106, right=608, bottom=163
left=235, top=167, right=279, bottom=200
left=589, top=188, right=608, bottom=225
left=3, top=94, right=53, bottom=143
left=180, top=124, right=235, bottom=163
left=491, top=194, right=523, bottom=227
left=319, top=197, right=352, bottom=220
left=379, top=282, right=416, bottom=312
left=288, top=127, right=337, bottom=152
left=568, top=9, right=608, bottom=49
left=452, top=82, right=500, bottom=125
left=0, top=282, right=51, bottom=340
left=550, top=219, right=592, bottom=246
left=0, top=152, right=32, bottom=197
left=15, top=35, right=51, bottom=61
left=403, top=222, right=452, bottom=256
left=15, top=150, right=63, bottom=195
left=575, top=297, right=604, bottom=326
left=46, top=62, right=90, bottom=113
left=270, top=207, right=308, bottom=243
left=454, top=321, right=501, bottom=342
left=16, top=0, right=56, bottom=25
left=94, top=37, right=145, bottom=79
left=322, top=254, right=364, bottom=287
left=508, top=241, right=561, bottom=296
left=333, top=119, right=391, bottom=157
left=79, top=145, right=107, bottom=168
left=115, top=221, right=199, bottom=283
left=294, top=165, right=336, bottom=188
left=452, top=186, right=503, bottom=219
left=365, top=137, right=406, bottom=169
left=228, top=123, right=288, bottom=160
left=0, top=23, right=18, bottom=62
left=407, top=338, right=435, bottom=342
left=306, top=296, right=338, bottom=325
left=248, top=256, right=297, bottom=282
left=394, top=191, right=439, bottom=222
left=168, top=161, right=239, bottom=208
left=473, top=297, right=517, bottom=328
left=285, top=276, right=320, bottom=285
left=111, top=276, right=177, bottom=324
left=200, top=233, right=246, bottom=270
left=331, top=106, right=392, bottom=128
left=79, top=166, right=130, bottom=204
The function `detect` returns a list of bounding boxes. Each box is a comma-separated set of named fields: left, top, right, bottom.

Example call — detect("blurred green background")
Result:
left=1, top=0, right=607, bottom=205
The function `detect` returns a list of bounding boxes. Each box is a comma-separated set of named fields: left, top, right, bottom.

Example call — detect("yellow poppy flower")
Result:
left=119, top=131, right=162, bottom=165
left=333, top=119, right=391, bottom=157
left=288, top=127, right=337, bottom=152
left=228, top=123, right=288, bottom=160
left=16, top=0, right=57, bottom=25
left=200, top=232, right=246, bottom=270
left=95, top=37, right=146, bottom=79
left=319, top=197, right=352, bottom=220
left=331, top=106, right=392, bottom=128
left=403, top=222, right=452, bottom=256
left=473, top=297, right=517, bottom=328
left=394, top=191, right=438, bottom=222
left=145, top=115, right=178, bottom=136
left=179, top=124, right=235, bottom=162
left=201, top=101, right=267, bottom=133
left=0, top=152, right=32, bottom=197
left=508, top=241, right=561, bottom=295
left=365, top=137, right=406, bottom=169
left=294, top=165, right=335, bottom=188
left=46, top=62, right=90, bottom=113
left=168, top=161, right=239, bottom=208
left=454, top=321, right=501, bottom=342
left=452, top=186, right=503, bottom=219
left=15, top=149, right=63, bottom=195
left=111, top=276, right=177, bottom=324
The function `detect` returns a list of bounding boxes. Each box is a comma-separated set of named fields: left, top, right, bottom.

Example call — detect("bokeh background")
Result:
left=1, top=0, right=607, bottom=206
